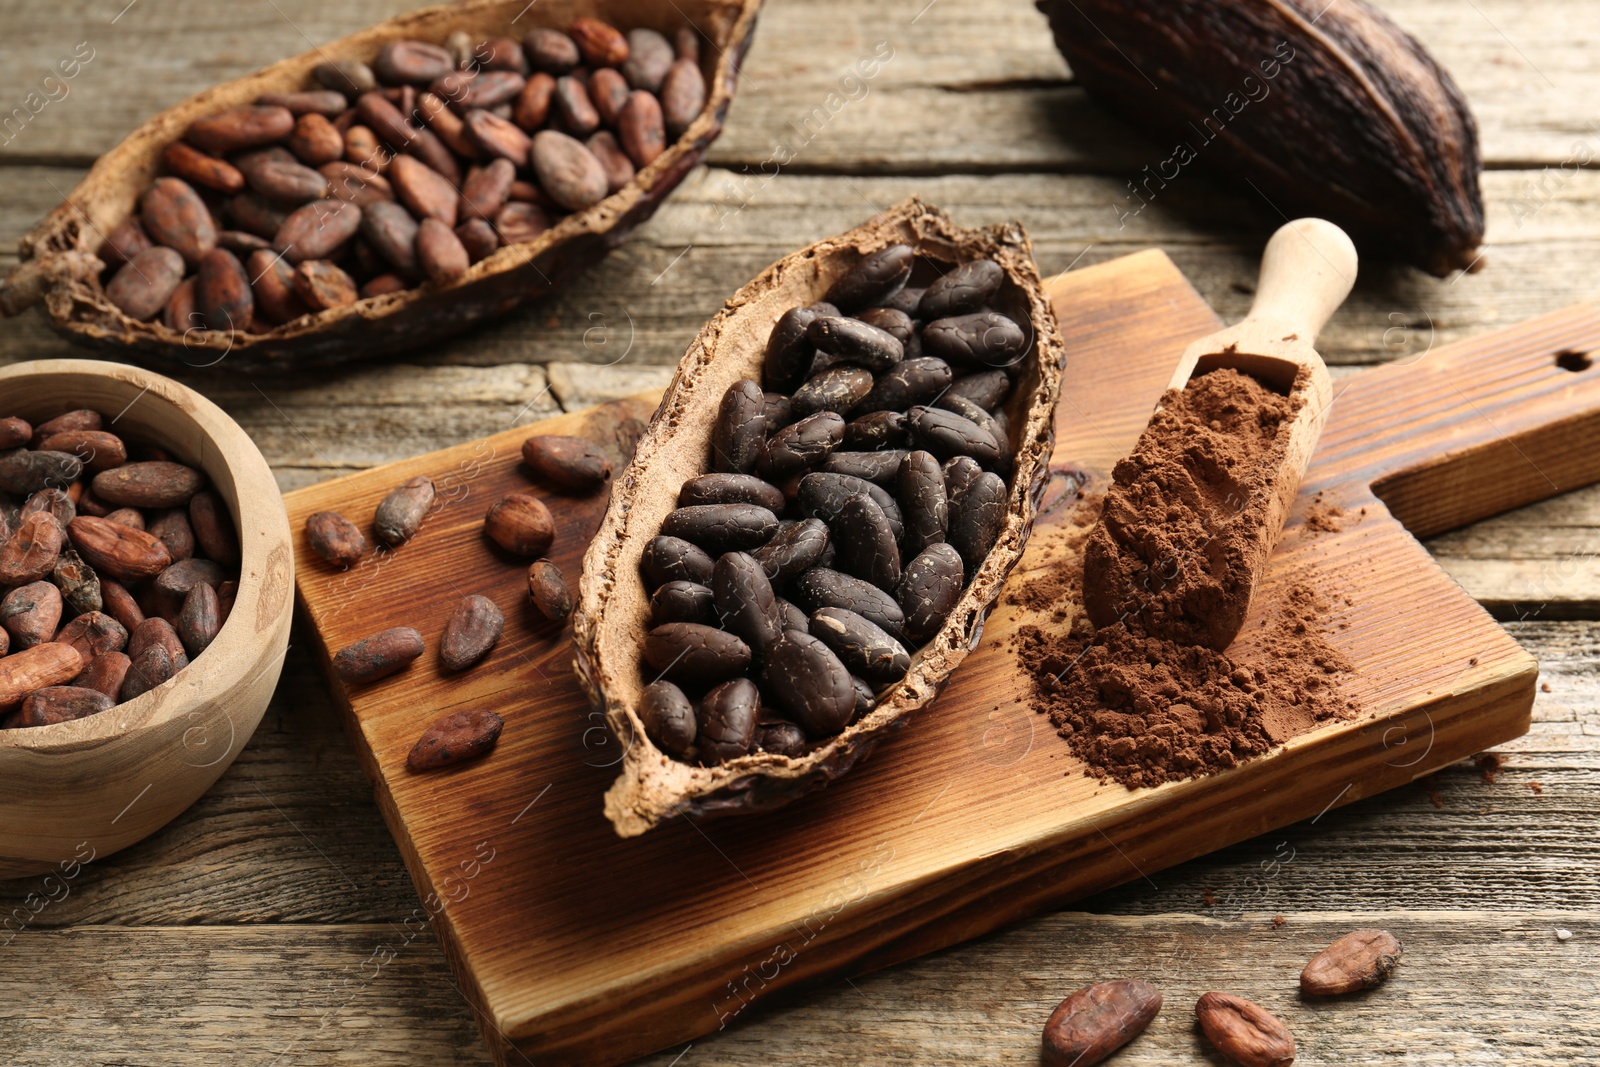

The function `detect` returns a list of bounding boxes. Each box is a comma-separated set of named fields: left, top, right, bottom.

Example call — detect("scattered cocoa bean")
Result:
left=407, top=707, right=504, bottom=771
left=1195, top=992, right=1296, bottom=1067
left=1041, top=979, right=1163, bottom=1067
left=305, top=510, right=366, bottom=567
left=527, top=559, right=573, bottom=622
left=439, top=594, right=505, bottom=671
left=374, top=475, right=436, bottom=547
left=334, top=626, right=425, bottom=684
left=521, top=434, right=612, bottom=492
left=1300, top=929, right=1402, bottom=996
left=483, top=492, right=555, bottom=556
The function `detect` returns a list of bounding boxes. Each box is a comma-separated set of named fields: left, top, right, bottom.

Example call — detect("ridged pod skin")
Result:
left=574, top=198, right=1067, bottom=837
left=1037, top=0, right=1483, bottom=276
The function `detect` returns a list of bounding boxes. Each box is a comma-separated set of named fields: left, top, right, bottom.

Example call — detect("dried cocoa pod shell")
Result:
left=407, top=708, right=504, bottom=772
left=1041, top=979, right=1162, bottom=1067
left=577, top=199, right=1063, bottom=836
left=3, top=1, right=759, bottom=373
left=1300, top=929, right=1402, bottom=995
left=1037, top=0, right=1483, bottom=276
left=1195, top=992, right=1296, bottom=1067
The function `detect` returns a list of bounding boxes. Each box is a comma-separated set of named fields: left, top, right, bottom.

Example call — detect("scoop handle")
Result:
left=1245, top=218, right=1359, bottom=345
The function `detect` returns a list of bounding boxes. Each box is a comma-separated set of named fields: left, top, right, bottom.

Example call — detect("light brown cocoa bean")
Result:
left=1195, top=992, right=1296, bottom=1067
left=120, top=642, right=175, bottom=701
left=0, top=511, right=65, bottom=584
left=1, top=581, right=63, bottom=650
left=359, top=199, right=421, bottom=272
left=196, top=248, right=255, bottom=332
left=355, top=91, right=419, bottom=151
left=333, top=626, right=425, bottom=684
left=93, top=461, right=204, bottom=509
left=344, top=124, right=387, bottom=170
left=660, top=58, right=706, bottom=137
left=360, top=273, right=409, bottom=298
left=104, top=508, right=144, bottom=531
left=22, top=487, right=75, bottom=530
left=617, top=90, right=665, bottom=168
left=522, top=435, right=611, bottom=492
left=0, top=643, right=84, bottom=709
left=258, top=89, right=348, bottom=116
left=1041, top=980, right=1163, bottom=1067
left=675, top=26, right=701, bottom=63
left=459, top=157, right=515, bottom=221
left=55, top=611, right=129, bottom=662
left=305, top=510, right=365, bottom=567
left=416, top=218, right=471, bottom=284
left=513, top=72, right=556, bottom=130
left=0, top=449, right=82, bottom=495
left=448, top=70, right=527, bottom=111
left=484, top=493, right=555, bottom=557
left=569, top=17, right=629, bottom=67
left=19, top=686, right=114, bottom=728
left=185, top=105, right=294, bottom=154
left=321, top=161, right=393, bottom=206
left=248, top=250, right=310, bottom=326
left=464, top=109, right=531, bottom=166
left=105, top=246, right=186, bottom=321
left=292, top=260, right=359, bottom=311
left=554, top=75, right=600, bottom=136
left=100, top=218, right=152, bottom=269
left=374, top=475, right=435, bottom=546
left=225, top=192, right=288, bottom=240
left=32, top=410, right=101, bottom=442
left=439, top=594, right=505, bottom=671
left=272, top=198, right=362, bottom=264
left=128, top=617, right=189, bottom=671
left=588, top=67, right=630, bottom=125
left=99, top=579, right=145, bottom=634
left=531, top=129, right=607, bottom=211
left=623, top=28, right=674, bottom=92
left=74, top=652, right=132, bottom=702
left=1300, top=929, right=1402, bottom=996
left=237, top=149, right=330, bottom=204
left=524, top=29, right=580, bottom=74
left=476, top=37, right=528, bottom=73
left=527, top=559, right=574, bottom=622
left=67, top=516, right=172, bottom=581
left=178, top=582, right=222, bottom=658
left=38, top=430, right=127, bottom=474
left=314, top=58, right=378, bottom=96
left=162, top=142, right=245, bottom=194
left=405, top=127, right=462, bottom=186
left=406, top=707, right=503, bottom=771
left=287, top=112, right=344, bottom=166
left=0, top=417, right=30, bottom=451
left=416, top=91, right=483, bottom=159
left=389, top=154, right=459, bottom=226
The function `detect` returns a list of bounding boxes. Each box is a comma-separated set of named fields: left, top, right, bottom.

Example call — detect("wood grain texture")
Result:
left=277, top=248, right=1600, bottom=1065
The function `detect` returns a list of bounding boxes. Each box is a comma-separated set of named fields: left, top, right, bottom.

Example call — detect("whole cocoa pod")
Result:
left=1037, top=0, right=1483, bottom=275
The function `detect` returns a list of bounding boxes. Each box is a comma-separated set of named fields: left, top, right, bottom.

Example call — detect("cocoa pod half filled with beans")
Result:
left=575, top=199, right=1066, bottom=836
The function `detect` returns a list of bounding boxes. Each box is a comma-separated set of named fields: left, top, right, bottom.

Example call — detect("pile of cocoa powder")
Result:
left=1012, top=368, right=1354, bottom=789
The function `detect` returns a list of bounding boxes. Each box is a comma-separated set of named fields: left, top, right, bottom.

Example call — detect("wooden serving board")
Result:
left=284, top=249, right=1600, bottom=1066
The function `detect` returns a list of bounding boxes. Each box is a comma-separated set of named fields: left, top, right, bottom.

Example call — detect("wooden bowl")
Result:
left=0, top=360, right=294, bottom=877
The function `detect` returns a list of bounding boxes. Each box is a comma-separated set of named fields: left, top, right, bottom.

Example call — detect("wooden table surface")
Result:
left=1, top=1, right=1596, bottom=1062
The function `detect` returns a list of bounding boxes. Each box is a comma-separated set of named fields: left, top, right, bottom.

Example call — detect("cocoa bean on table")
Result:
left=374, top=475, right=436, bottom=546
left=522, top=434, right=612, bottom=492
left=439, top=594, right=505, bottom=671
left=1194, top=992, right=1296, bottom=1067
left=305, top=510, right=366, bottom=567
left=407, top=708, right=505, bottom=771
left=1300, top=929, right=1402, bottom=995
left=334, top=626, right=426, bottom=685
left=527, top=559, right=574, bottom=622
left=483, top=493, right=555, bottom=557
left=1041, top=979, right=1163, bottom=1067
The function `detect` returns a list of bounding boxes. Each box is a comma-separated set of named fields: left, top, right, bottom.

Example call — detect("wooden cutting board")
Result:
left=283, top=248, right=1600, bottom=1066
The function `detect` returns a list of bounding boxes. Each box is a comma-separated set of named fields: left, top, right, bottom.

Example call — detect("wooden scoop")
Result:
left=1083, top=217, right=1358, bottom=650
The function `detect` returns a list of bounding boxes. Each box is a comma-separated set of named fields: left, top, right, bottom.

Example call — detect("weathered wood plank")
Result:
left=0, top=0, right=1588, bottom=168
left=0, top=912, right=1594, bottom=1065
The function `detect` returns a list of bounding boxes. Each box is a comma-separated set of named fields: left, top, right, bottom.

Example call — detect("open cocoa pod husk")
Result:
left=574, top=197, right=1067, bottom=837
left=0, top=0, right=759, bottom=375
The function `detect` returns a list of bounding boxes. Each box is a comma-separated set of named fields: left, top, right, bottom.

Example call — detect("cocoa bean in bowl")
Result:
left=0, top=360, right=293, bottom=877
left=574, top=197, right=1067, bottom=837
left=0, top=0, right=761, bottom=375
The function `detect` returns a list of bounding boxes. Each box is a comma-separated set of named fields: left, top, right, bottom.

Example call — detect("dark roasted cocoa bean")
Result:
left=162, top=141, right=245, bottom=194
left=466, top=109, right=533, bottom=166
left=389, top=155, right=459, bottom=226
left=527, top=559, right=574, bottom=622
left=440, top=593, right=505, bottom=671
left=51, top=548, right=102, bottom=615
left=921, top=311, right=1029, bottom=368
left=809, top=606, right=909, bottom=684
left=879, top=285, right=924, bottom=318
left=823, top=450, right=906, bottom=487
left=762, top=393, right=794, bottom=432
left=679, top=473, right=784, bottom=512
left=273, top=198, right=362, bottom=264
left=524, top=29, right=580, bottom=75
left=763, top=631, right=855, bottom=737
left=196, top=248, right=254, bottom=332
left=18, top=686, right=114, bottom=728
left=762, top=306, right=822, bottom=394
left=93, top=461, right=203, bottom=509
left=586, top=130, right=636, bottom=192
left=334, top=625, right=425, bottom=684
left=292, top=260, right=359, bottom=311
left=710, top=379, right=765, bottom=475
left=854, top=357, right=954, bottom=415
left=1195, top=992, right=1295, bottom=1067
left=948, top=369, right=1012, bottom=411
left=833, top=493, right=901, bottom=591
left=416, top=218, right=470, bottom=284
left=407, top=708, right=504, bottom=771
left=936, top=392, right=1007, bottom=451
left=898, top=543, right=964, bottom=642
left=843, top=410, right=909, bottom=451
left=641, top=535, right=714, bottom=589
left=898, top=450, right=948, bottom=557
left=100, top=218, right=152, bottom=269
left=188, top=490, right=239, bottom=568
left=943, top=454, right=982, bottom=504
left=178, top=582, right=222, bottom=658
left=853, top=306, right=916, bottom=346
left=793, top=567, right=906, bottom=638
left=121, top=643, right=174, bottom=701
left=570, top=17, right=629, bottom=67
left=186, top=106, right=294, bottom=154
left=1300, top=929, right=1402, bottom=996
left=374, top=475, right=435, bottom=546
left=751, top=517, right=829, bottom=585
left=825, top=243, right=913, bottom=311
left=807, top=316, right=904, bottom=372
left=484, top=493, right=555, bottom=556
left=0, top=451, right=81, bottom=495
left=1041, top=979, right=1163, bottom=1067
left=305, top=510, right=365, bottom=567
left=651, top=581, right=716, bottom=626
left=530, top=129, right=607, bottom=210
left=74, top=652, right=132, bottom=702
left=776, top=597, right=808, bottom=634
left=797, top=472, right=903, bottom=540
left=920, top=258, right=1005, bottom=319
left=554, top=75, right=601, bottom=136
left=374, top=40, right=455, bottom=85
left=661, top=503, right=777, bottom=556
left=623, top=28, right=674, bottom=91
left=105, top=247, right=186, bottom=321
left=660, top=57, right=706, bottom=137
left=792, top=367, right=876, bottom=419
left=314, top=58, right=378, bottom=96
left=712, top=551, right=783, bottom=658
left=644, top=622, right=751, bottom=685
left=762, top=411, right=844, bottom=480
left=758, top=721, right=807, bottom=757
left=455, top=218, right=500, bottom=263
left=1, top=581, right=63, bottom=650
left=697, top=678, right=759, bottom=764
left=948, top=470, right=1006, bottom=572
left=639, top=680, right=696, bottom=756
left=617, top=89, right=666, bottom=168
left=226, top=192, right=288, bottom=240
left=521, top=434, right=611, bottom=492
left=460, top=158, right=516, bottom=221
left=909, top=405, right=1002, bottom=464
